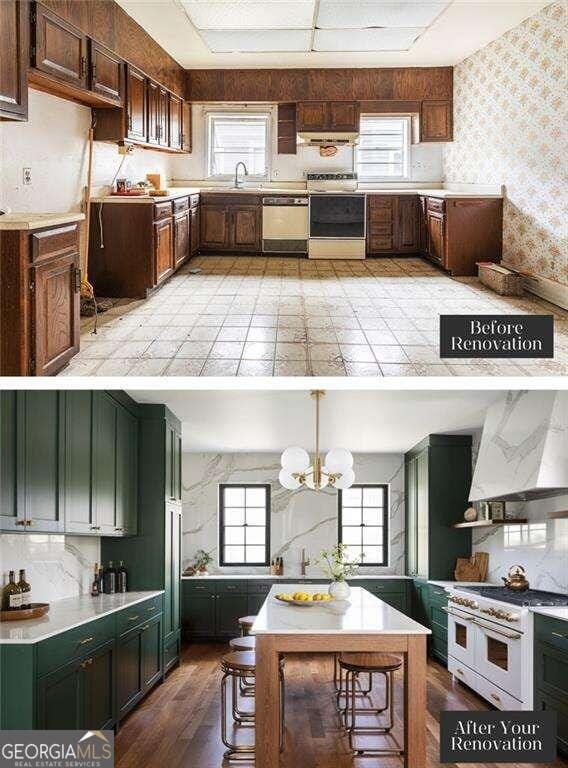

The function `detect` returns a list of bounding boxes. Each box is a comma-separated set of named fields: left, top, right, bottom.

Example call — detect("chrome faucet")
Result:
left=234, top=161, right=248, bottom=189
left=301, top=548, right=310, bottom=576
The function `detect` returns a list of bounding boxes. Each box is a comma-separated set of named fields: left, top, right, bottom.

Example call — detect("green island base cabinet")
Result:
left=412, top=580, right=449, bottom=665
left=534, top=613, right=568, bottom=756
left=0, top=595, right=163, bottom=731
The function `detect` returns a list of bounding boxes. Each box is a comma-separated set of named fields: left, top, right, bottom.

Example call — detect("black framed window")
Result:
left=338, top=484, right=389, bottom=566
left=219, top=484, right=271, bottom=566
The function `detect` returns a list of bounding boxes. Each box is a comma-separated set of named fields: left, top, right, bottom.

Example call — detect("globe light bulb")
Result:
left=279, top=468, right=301, bottom=490
left=281, top=446, right=310, bottom=473
left=334, top=468, right=355, bottom=489
left=325, top=448, right=354, bottom=474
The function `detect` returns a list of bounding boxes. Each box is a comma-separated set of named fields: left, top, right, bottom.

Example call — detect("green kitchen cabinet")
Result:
left=217, top=593, right=248, bottom=638
left=405, top=434, right=472, bottom=580
left=141, top=614, right=163, bottom=689
left=427, top=585, right=449, bottom=664
left=182, top=580, right=248, bottom=639
left=163, top=504, right=182, bottom=670
left=165, top=420, right=182, bottom=502
left=182, top=581, right=217, bottom=637
left=116, top=625, right=144, bottom=718
left=64, top=391, right=95, bottom=534
left=93, top=392, right=119, bottom=534
left=534, top=614, right=568, bottom=755
left=115, top=405, right=138, bottom=535
left=82, top=638, right=116, bottom=730
left=0, top=391, right=19, bottom=530
left=351, top=579, right=410, bottom=616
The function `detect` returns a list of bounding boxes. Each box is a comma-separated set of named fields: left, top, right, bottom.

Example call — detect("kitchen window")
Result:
left=206, top=112, right=270, bottom=180
left=356, top=115, right=410, bottom=181
left=338, top=484, right=389, bottom=566
left=219, top=484, right=271, bottom=566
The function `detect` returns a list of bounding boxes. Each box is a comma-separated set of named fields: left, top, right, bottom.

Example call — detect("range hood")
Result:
left=470, top=391, right=568, bottom=502
left=297, top=132, right=359, bottom=146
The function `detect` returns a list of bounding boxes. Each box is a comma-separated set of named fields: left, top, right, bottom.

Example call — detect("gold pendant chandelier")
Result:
left=279, top=390, right=355, bottom=492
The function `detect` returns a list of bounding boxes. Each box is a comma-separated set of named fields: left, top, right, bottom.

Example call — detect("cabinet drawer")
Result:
left=368, top=196, right=394, bottom=209
left=428, top=586, right=449, bottom=606
left=427, top=197, right=445, bottom=213
left=248, top=581, right=275, bottom=595
left=359, top=580, right=406, bottom=595
left=37, top=614, right=116, bottom=677
left=369, top=207, right=394, bottom=224
left=183, top=579, right=216, bottom=595
left=173, top=196, right=189, bottom=213
left=31, top=224, right=79, bottom=263
left=154, top=202, right=173, bottom=221
left=369, top=222, right=393, bottom=235
left=190, top=194, right=200, bottom=208
left=216, top=580, right=248, bottom=595
left=369, top=236, right=394, bottom=251
left=535, top=615, right=568, bottom=654
left=117, top=596, right=163, bottom=635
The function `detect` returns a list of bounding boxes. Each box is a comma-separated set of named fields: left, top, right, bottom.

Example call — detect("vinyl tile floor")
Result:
left=62, top=256, right=568, bottom=377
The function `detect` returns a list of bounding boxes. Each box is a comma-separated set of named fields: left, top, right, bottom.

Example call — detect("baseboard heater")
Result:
left=262, top=238, right=308, bottom=254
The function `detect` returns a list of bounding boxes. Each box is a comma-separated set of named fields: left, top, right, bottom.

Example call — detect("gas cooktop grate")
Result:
left=460, top=586, right=568, bottom=606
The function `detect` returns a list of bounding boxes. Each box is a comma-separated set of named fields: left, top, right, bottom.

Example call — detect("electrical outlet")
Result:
left=23, top=167, right=32, bottom=185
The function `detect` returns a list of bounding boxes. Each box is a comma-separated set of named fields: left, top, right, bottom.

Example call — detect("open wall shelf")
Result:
left=452, top=518, right=528, bottom=529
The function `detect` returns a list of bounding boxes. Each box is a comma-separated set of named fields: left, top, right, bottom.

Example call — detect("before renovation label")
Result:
left=439, top=315, right=554, bottom=358
left=439, top=711, right=557, bottom=763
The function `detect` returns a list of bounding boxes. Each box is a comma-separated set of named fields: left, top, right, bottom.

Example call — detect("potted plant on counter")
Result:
left=316, top=544, right=359, bottom=600
left=192, top=549, right=213, bottom=577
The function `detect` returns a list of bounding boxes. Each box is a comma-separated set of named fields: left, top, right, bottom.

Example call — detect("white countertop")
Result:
left=182, top=574, right=410, bottom=580
left=530, top=606, right=568, bottom=622
left=91, top=187, right=201, bottom=203
left=0, top=212, right=85, bottom=230
left=0, top=590, right=164, bottom=644
left=252, top=584, right=430, bottom=635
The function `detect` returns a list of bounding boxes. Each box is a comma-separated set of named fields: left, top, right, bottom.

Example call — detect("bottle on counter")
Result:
left=17, top=569, right=31, bottom=608
left=103, top=561, right=116, bottom=594
left=117, top=561, right=128, bottom=593
left=2, top=571, right=23, bottom=611
left=91, top=563, right=100, bottom=597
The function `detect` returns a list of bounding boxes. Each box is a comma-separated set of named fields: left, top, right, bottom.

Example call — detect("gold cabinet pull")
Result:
left=79, top=636, right=94, bottom=645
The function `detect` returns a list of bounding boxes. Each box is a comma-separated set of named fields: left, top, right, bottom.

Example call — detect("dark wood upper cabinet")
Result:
left=277, top=102, right=296, bottom=154
left=421, top=100, right=452, bottom=142
left=0, top=0, right=29, bottom=121
left=297, top=101, right=329, bottom=131
left=181, top=100, right=191, bottom=153
left=158, top=85, right=169, bottom=147
left=329, top=101, right=359, bottom=131
left=125, top=64, right=146, bottom=142
left=147, top=79, right=160, bottom=145
left=32, top=2, right=88, bottom=89
left=89, top=39, right=123, bottom=105
left=169, top=93, right=182, bottom=150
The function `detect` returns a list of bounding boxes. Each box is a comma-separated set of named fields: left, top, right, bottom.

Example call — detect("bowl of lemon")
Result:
left=274, top=591, right=333, bottom=607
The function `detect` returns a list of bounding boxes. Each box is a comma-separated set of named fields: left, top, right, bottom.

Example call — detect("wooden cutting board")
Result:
left=454, top=552, right=489, bottom=582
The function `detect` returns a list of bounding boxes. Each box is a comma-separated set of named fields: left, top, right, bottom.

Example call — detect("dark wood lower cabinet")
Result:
left=232, top=206, right=262, bottom=251
left=154, top=217, right=174, bottom=283
left=200, top=195, right=262, bottom=253
left=174, top=210, right=190, bottom=268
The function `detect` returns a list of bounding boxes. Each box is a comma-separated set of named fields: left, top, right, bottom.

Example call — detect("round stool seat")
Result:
left=230, top=635, right=256, bottom=651
left=238, top=615, right=257, bottom=628
left=339, top=652, right=402, bottom=673
left=221, top=651, right=256, bottom=673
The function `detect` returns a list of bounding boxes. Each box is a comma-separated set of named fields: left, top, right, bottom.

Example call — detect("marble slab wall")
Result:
left=182, top=453, right=405, bottom=577
left=0, top=534, right=100, bottom=602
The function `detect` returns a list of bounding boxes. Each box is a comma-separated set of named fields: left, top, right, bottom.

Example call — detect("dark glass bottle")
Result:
left=91, top=563, right=100, bottom=597
left=18, top=569, right=31, bottom=608
left=2, top=571, right=22, bottom=611
left=117, top=561, right=128, bottom=593
left=104, top=561, right=116, bottom=594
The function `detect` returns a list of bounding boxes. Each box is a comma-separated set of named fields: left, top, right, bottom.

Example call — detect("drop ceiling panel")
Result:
left=199, top=29, right=312, bottom=52
left=314, top=27, right=424, bottom=51
left=316, top=1, right=451, bottom=30
left=182, top=0, right=316, bottom=30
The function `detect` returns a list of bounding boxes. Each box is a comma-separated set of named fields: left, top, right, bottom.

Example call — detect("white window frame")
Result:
left=205, top=110, right=271, bottom=182
left=356, top=114, right=411, bottom=182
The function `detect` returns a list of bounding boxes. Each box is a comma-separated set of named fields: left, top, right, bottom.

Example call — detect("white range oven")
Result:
left=446, top=586, right=568, bottom=711
left=305, top=172, right=366, bottom=259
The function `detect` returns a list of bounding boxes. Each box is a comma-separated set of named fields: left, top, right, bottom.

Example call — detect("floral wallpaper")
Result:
left=444, top=2, right=567, bottom=286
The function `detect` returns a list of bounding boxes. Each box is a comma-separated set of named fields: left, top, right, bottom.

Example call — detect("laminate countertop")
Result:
left=0, top=212, right=85, bottom=230
left=0, top=591, right=164, bottom=644
left=252, top=584, right=430, bottom=635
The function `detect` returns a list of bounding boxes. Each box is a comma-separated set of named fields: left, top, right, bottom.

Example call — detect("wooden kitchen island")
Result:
left=252, top=584, right=430, bottom=768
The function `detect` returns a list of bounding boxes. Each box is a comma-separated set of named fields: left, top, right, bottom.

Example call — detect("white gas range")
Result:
left=446, top=585, right=568, bottom=711
left=306, top=173, right=366, bottom=260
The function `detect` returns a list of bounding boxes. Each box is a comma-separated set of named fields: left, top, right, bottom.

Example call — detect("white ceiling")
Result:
left=115, top=0, right=549, bottom=67
left=127, top=389, right=502, bottom=453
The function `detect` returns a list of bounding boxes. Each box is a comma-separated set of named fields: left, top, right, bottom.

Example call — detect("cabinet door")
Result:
left=116, top=626, right=143, bottom=717
left=405, top=456, right=417, bottom=576
left=116, top=405, right=138, bottom=535
left=0, top=0, right=28, bottom=120
left=367, top=197, right=396, bottom=254
left=64, top=391, right=95, bottom=534
left=172, top=427, right=182, bottom=501
left=181, top=100, right=192, bottom=152
left=126, top=64, right=146, bottom=142
left=37, top=659, right=83, bottom=729
left=174, top=211, right=190, bottom=268
left=158, top=86, right=169, bottom=147
left=0, top=392, right=22, bottom=531
left=89, top=40, right=123, bottom=104
left=164, top=506, right=182, bottom=640
left=216, top=594, right=248, bottom=638
left=154, top=218, right=174, bottom=284
left=418, top=196, right=428, bottom=254
left=141, top=615, right=162, bottom=690
left=182, top=592, right=216, bottom=637
left=329, top=101, right=359, bottom=131
left=297, top=101, right=329, bottom=131
left=231, top=206, right=261, bottom=251
left=83, top=639, right=115, bottom=730
left=92, top=392, right=117, bottom=534
left=416, top=448, right=429, bottom=578
left=169, top=93, right=182, bottom=150
left=421, top=100, right=452, bottom=142
left=147, top=80, right=160, bottom=145
left=200, top=205, right=230, bottom=249
left=396, top=196, right=419, bottom=252
left=427, top=213, right=445, bottom=265
left=32, top=3, right=88, bottom=89
left=31, top=250, right=81, bottom=376
left=18, top=391, right=64, bottom=532
left=190, top=206, right=200, bottom=254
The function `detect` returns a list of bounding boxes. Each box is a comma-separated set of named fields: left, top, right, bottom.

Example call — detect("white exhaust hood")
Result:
left=470, top=391, right=568, bottom=502
left=297, top=132, right=359, bottom=146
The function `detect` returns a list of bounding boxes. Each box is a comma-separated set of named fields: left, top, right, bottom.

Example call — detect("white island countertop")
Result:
left=252, top=584, right=430, bottom=635
left=0, top=590, right=164, bottom=644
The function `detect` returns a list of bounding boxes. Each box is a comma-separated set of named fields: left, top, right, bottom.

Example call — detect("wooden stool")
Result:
left=238, top=615, right=256, bottom=636
left=229, top=635, right=256, bottom=652
left=220, top=651, right=285, bottom=762
left=339, top=652, right=405, bottom=761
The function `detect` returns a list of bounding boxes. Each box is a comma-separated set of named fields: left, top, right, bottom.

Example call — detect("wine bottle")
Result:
left=117, top=561, right=128, bottom=593
left=2, top=571, right=22, bottom=611
left=104, top=561, right=116, bottom=594
left=91, top=563, right=100, bottom=597
left=17, top=569, right=31, bottom=609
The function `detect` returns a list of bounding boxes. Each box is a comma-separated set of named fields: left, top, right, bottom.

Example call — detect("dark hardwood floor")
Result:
left=115, top=643, right=567, bottom=768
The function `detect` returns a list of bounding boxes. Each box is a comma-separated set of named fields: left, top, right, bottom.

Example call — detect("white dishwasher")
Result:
left=262, top=196, right=308, bottom=254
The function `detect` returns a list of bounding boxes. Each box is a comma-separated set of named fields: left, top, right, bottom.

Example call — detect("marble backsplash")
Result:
left=0, top=534, right=100, bottom=602
left=182, top=452, right=405, bottom=577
